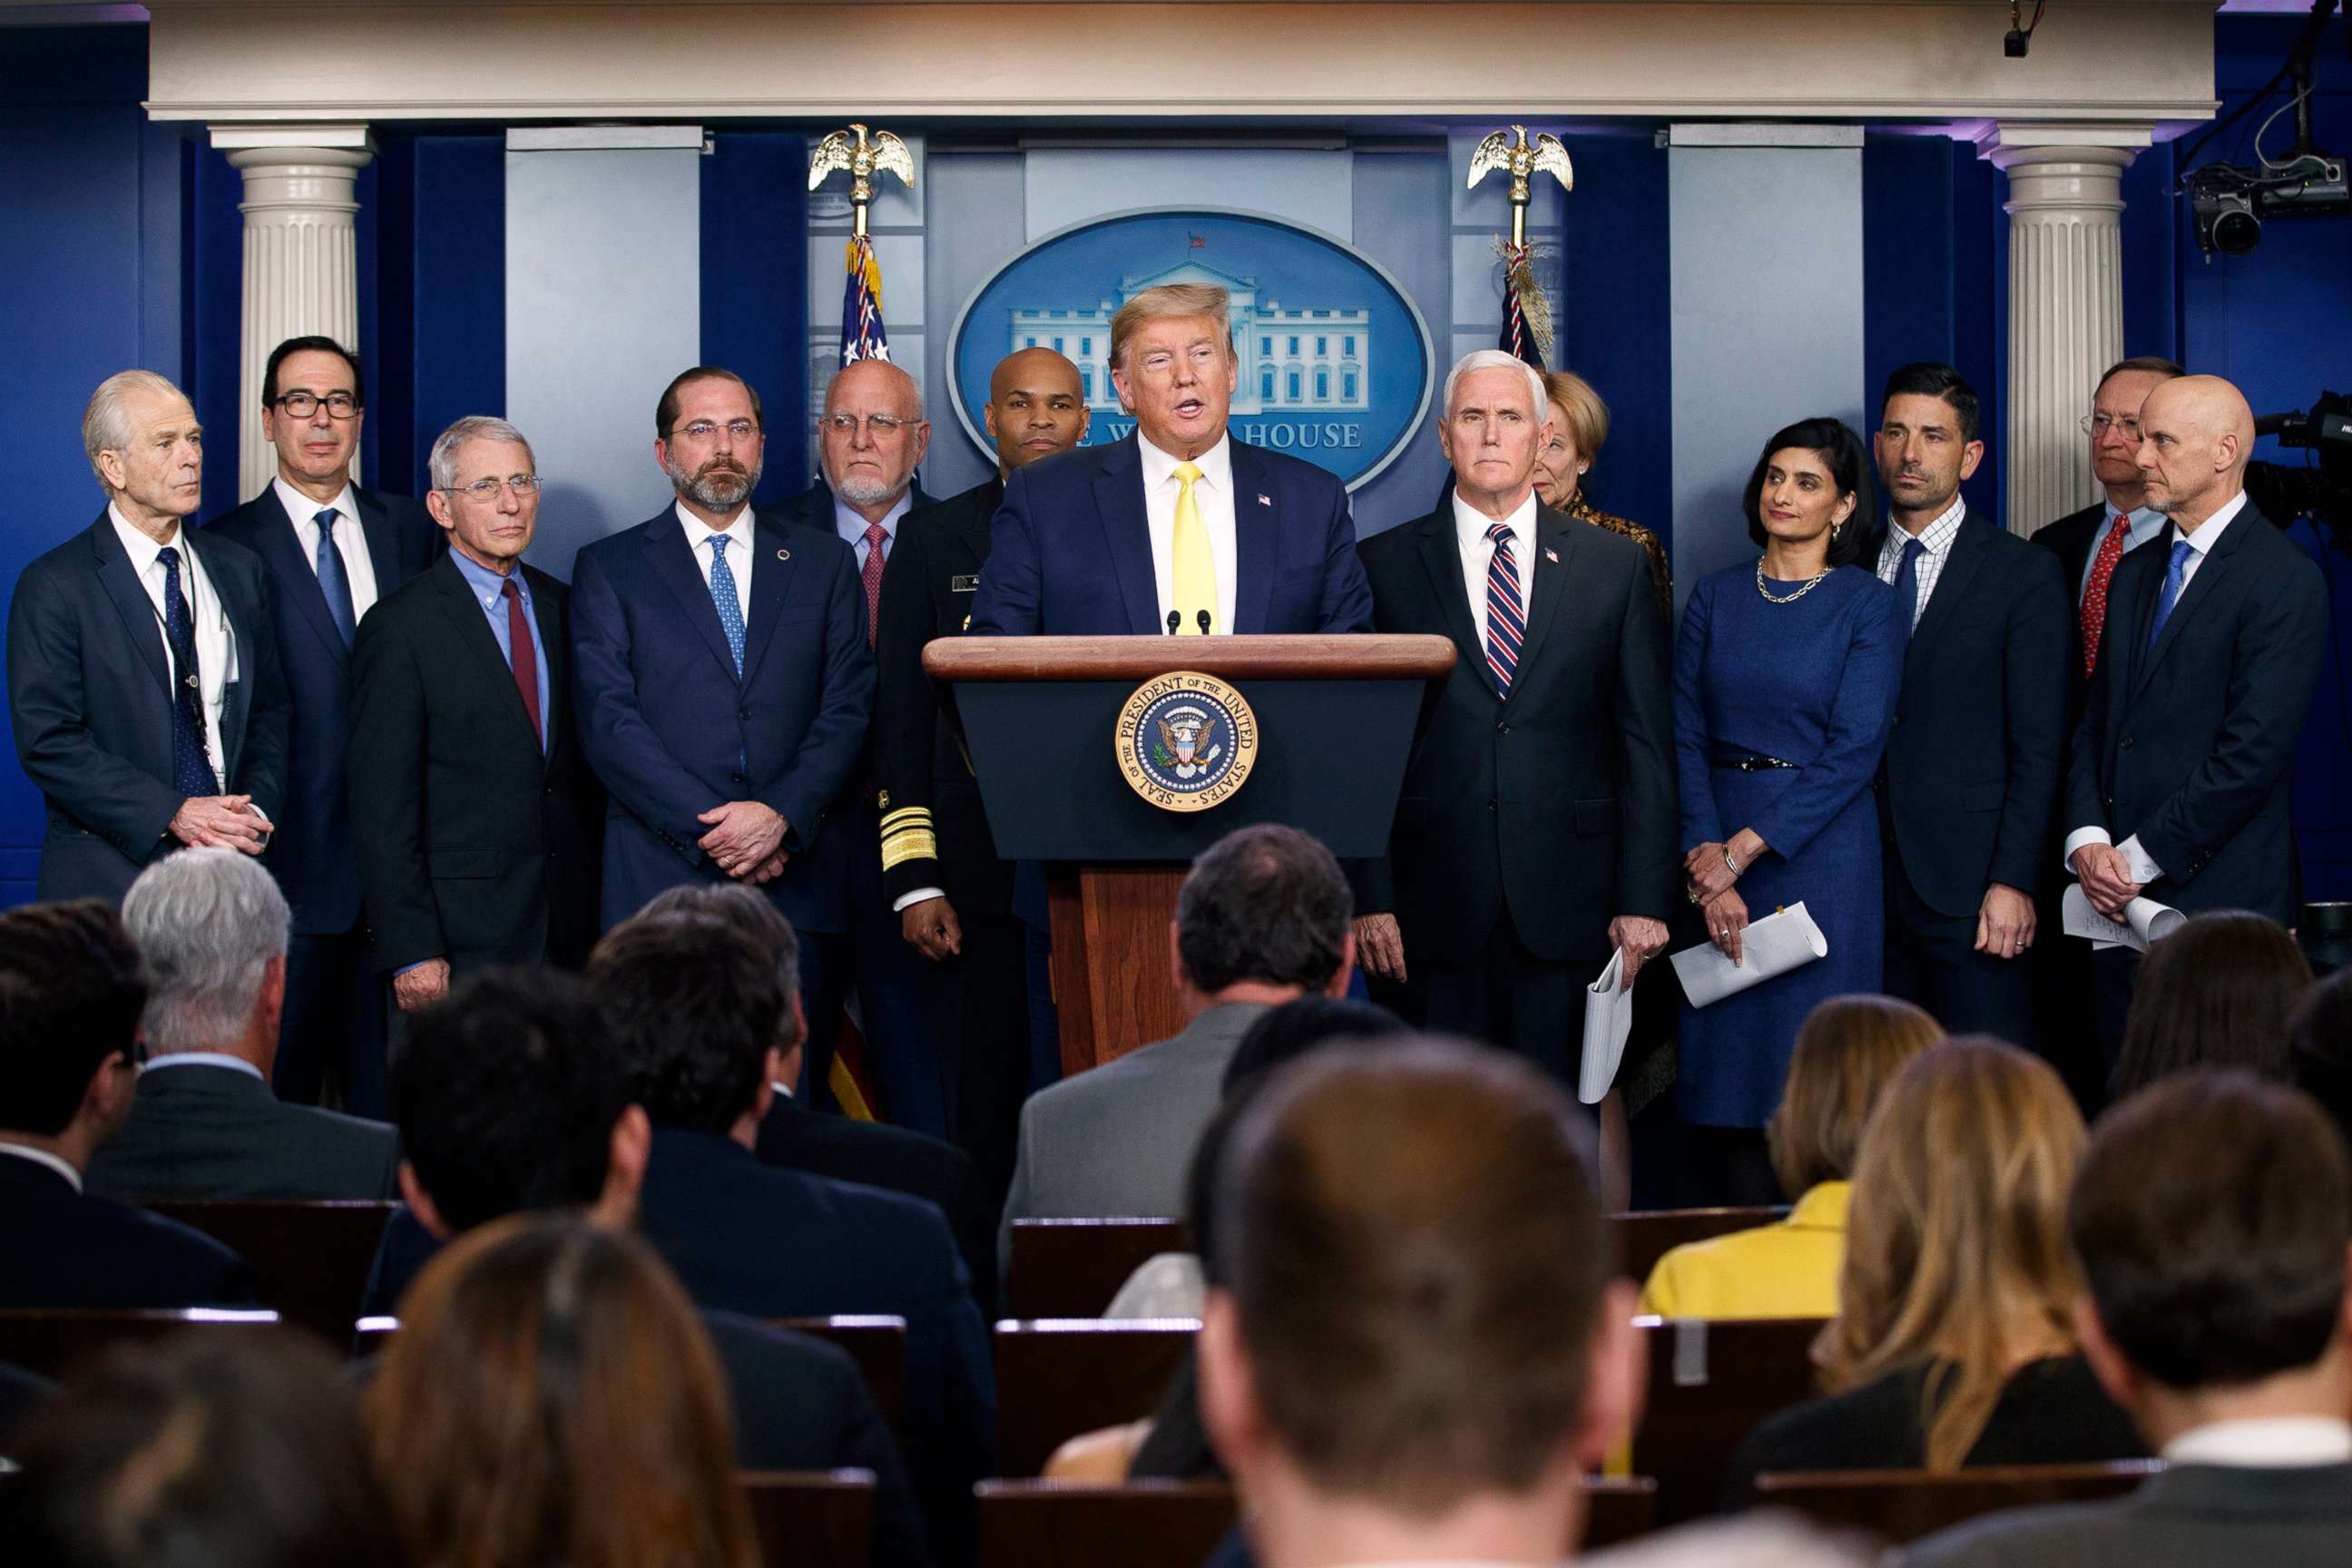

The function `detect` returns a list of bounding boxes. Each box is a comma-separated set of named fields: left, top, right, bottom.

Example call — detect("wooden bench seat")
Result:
left=1754, top=1459, right=2163, bottom=1544
left=1632, top=1315, right=1828, bottom=1524
left=145, top=1199, right=395, bottom=1345
left=0, top=1308, right=283, bottom=1379
left=994, top=1318, right=1198, bottom=1476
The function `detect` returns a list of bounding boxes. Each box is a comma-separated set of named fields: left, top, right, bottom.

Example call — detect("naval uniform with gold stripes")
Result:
left=874, top=476, right=1032, bottom=1213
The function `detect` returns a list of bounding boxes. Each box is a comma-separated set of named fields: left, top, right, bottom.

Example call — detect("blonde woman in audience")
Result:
left=1639, top=995, right=1940, bottom=1319
left=1722, top=1038, right=2143, bottom=1500
left=364, top=1212, right=756, bottom=1568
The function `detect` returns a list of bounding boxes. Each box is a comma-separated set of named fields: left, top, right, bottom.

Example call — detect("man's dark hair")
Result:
left=261, top=336, right=365, bottom=409
left=2094, top=355, right=2187, bottom=395
left=2290, top=968, right=2352, bottom=1157
left=2073, top=1072, right=2350, bottom=1391
left=387, top=967, right=629, bottom=1233
left=0, top=901, right=147, bottom=1138
left=654, top=366, right=765, bottom=439
left=1879, top=360, right=1981, bottom=445
left=1740, top=417, right=1876, bottom=569
left=12, top=1330, right=400, bottom=1568
left=633, top=884, right=802, bottom=1047
left=1175, top=825, right=1352, bottom=995
left=585, top=913, right=783, bottom=1134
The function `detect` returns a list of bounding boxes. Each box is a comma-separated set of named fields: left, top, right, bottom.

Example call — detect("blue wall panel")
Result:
left=702, top=132, right=811, bottom=505
left=398, top=135, right=505, bottom=499
left=1558, top=130, right=1673, bottom=555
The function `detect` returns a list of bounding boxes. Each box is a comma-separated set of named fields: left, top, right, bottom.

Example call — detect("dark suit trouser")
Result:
left=796, top=931, right=849, bottom=1113
left=2092, top=944, right=2141, bottom=1088
left=2030, top=882, right=2108, bottom=1113
left=846, top=816, right=946, bottom=1137
left=1377, top=916, right=1582, bottom=1089
left=277, top=922, right=387, bottom=1116
left=924, top=908, right=1030, bottom=1220
left=1881, top=854, right=2037, bottom=1050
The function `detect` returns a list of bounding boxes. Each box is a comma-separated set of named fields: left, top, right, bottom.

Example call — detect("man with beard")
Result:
left=571, top=368, right=873, bottom=1106
left=877, top=348, right=1088, bottom=1206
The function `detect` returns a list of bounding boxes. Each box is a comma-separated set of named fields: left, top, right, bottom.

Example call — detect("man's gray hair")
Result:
left=1442, top=350, right=1547, bottom=425
left=121, top=848, right=291, bottom=1056
left=82, top=370, right=189, bottom=489
left=428, top=416, right=534, bottom=491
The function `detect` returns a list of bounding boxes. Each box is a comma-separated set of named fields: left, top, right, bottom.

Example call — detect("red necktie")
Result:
left=2079, top=514, right=2130, bottom=679
left=502, top=579, right=543, bottom=750
left=862, top=523, right=887, bottom=650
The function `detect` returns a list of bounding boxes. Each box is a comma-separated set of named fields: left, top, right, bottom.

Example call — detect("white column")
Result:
left=1978, top=123, right=2151, bottom=536
left=210, top=125, right=373, bottom=502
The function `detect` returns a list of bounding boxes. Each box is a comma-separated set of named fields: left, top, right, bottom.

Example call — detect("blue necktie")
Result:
left=1483, top=522, right=1524, bottom=697
left=1892, top=536, right=1926, bottom=639
left=2146, top=539, right=2195, bottom=652
left=708, top=535, right=746, bottom=676
left=157, top=546, right=220, bottom=798
left=313, top=508, right=357, bottom=648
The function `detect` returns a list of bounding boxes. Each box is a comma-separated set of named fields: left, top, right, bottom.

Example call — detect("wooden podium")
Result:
left=923, top=634, right=1455, bottom=1073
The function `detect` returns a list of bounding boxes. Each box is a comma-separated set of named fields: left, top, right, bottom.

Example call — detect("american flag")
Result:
left=840, top=232, right=891, bottom=367
left=1498, top=240, right=1546, bottom=371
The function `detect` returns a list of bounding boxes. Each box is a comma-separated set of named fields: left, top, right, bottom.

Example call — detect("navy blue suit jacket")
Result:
left=968, top=434, right=1373, bottom=634
left=2066, top=503, right=2330, bottom=925
left=570, top=507, right=874, bottom=934
left=7, top=514, right=289, bottom=904
left=206, top=484, right=440, bottom=935
left=0, top=1152, right=257, bottom=1309
left=636, top=1128, right=993, bottom=1561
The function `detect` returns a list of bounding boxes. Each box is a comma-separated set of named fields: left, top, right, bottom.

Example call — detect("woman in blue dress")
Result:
left=1672, top=417, right=1903, bottom=1200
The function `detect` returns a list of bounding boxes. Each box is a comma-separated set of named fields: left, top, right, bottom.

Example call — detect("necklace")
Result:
left=1756, top=557, right=1831, bottom=604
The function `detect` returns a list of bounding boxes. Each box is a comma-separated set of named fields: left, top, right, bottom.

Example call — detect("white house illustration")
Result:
left=1006, top=260, right=1370, bottom=416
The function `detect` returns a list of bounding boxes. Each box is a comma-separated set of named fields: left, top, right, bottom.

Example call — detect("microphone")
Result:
left=1196, top=609, right=1213, bottom=635
left=1166, top=610, right=1182, bottom=635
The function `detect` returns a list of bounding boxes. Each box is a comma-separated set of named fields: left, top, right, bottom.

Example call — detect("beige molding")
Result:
left=143, top=2, right=2221, bottom=126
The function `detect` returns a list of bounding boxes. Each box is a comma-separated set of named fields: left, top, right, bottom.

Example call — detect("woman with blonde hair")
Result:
left=1640, top=994, right=1941, bottom=1319
left=1723, top=1037, right=2143, bottom=1498
left=1533, top=368, right=1671, bottom=619
left=363, top=1212, right=757, bottom=1568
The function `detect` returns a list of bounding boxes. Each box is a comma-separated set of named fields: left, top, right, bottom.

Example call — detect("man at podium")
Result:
left=967, top=283, right=1372, bottom=636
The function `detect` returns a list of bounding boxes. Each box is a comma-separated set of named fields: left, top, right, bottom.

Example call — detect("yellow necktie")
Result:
left=1171, top=461, right=1215, bottom=635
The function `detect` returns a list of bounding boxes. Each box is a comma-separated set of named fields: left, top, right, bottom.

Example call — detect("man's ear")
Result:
left=1169, top=919, right=1188, bottom=994
left=1325, top=931, right=1357, bottom=999
left=777, top=997, right=808, bottom=1097
left=595, top=1105, right=652, bottom=1226
left=397, top=1161, right=453, bottom=1241
left=1572, top=1280, right=1645, bottom=1468
left=83, top=1049, right=135, bottom=1128
left=2073, top=1296, right=2142, bottom=1416
left=1195, top=1290, right=1269, bottom=1483
left=751, top=1045, right=782, bottom=1124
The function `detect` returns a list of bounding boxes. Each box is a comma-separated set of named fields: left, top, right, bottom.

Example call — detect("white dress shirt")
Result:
left=142, top=1053, right=267, bottom=1082
left=1874, top=494, right=1967, bottom=631
left=2077, top=502, right=2168, bottom=602
left=273, top=477, right=379, bottom=622
left=109, top=504, right=234, bottom=785
left=833, top=490, right=915, bottom=575
left=0, top=1139, right=83, bottom=1192
left=2164, top=1416, right=2352, bottom=1467
left=1453, top=487, right=1537, bottom=650
left=678, top=500, right=756, bottom=620
left=1140, top=433, right=1239, bottom=634
left=2063, top=488, right=2251, bottom=882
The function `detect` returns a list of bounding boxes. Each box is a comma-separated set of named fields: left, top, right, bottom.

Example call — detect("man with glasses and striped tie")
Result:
left=1350, top=350, right=1676, bottom=1094
left=208, top=336, right=441, bottom=1114
left=348, top=416, right=600, bottom=1016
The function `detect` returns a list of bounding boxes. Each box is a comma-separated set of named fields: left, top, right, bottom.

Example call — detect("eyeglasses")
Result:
left=822, top=413, right=916, bottom=437
left=671, top=418, right=761, bottom=443
left=2080, top=413, right=2143, bottom=439
left=273, top=392, right=360, bottom=419
left=441, top=475, right=543, bottom=500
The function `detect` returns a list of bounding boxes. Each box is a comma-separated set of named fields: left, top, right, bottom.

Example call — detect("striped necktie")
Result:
left=1484, top=522, right=1524, bottom=695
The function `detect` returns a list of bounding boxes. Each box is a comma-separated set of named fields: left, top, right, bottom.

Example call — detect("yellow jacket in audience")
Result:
left=1637, top=1181, right=1848, bottom=1319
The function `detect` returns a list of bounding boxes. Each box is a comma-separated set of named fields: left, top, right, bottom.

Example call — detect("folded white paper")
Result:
left=1579, top=948, right=1634, bottom=1106
left=1670, top=901, right=1829, bottom=1008
left=2061, top=885, right=2186, bottom=954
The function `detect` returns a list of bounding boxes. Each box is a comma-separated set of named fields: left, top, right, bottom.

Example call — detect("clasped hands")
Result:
left=2069, top=842, right=2143, bottom=922
left=169, top=795, right=270, bottom=855
left=698, top=800, right=789, bottom=884
left=1685, top=830, right=1766, bottom=965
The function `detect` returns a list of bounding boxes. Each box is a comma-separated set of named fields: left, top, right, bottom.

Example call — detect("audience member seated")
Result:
left=1725, top=1038, right=2143, bottom=1499
left=639, top=882, right=990, bottom=1303
left=1044, top=997, right=1407, bottom=1485
left=1640, top=995, right=1940, bottom=1319
left=0, top=900, right=254, bottom=1309
left=1000, top=824, right=1357, bottom=1276
left=2110, top=909, right=2312, bottom=1101
left=364, top=966, right=926, bottom=1565
left=1903, top=1073, right=2352, bottom=1567
left=1196, top=1037, right=1863, bottom=1568
left=84, top=849, right=399, bottom=1202
left=2289, top=968, right=2352, bottom=1154
left=364, top=1212, right=757, bottom=1568
left=585, top=911, right=993, bottom=1560
left=9, top=1330, right=398, bottom=1568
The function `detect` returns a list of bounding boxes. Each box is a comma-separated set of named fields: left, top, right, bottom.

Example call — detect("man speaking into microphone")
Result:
left=969, top=284, right=1372, bottom=636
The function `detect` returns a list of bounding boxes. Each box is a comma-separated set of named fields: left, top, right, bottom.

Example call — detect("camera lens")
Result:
left=2212, top=207, right=2262, bottom=256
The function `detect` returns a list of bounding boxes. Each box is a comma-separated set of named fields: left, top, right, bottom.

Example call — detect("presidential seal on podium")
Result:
left=1115, top=671, right=1259, bottom=813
